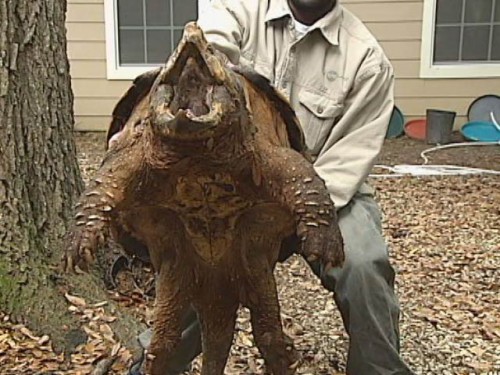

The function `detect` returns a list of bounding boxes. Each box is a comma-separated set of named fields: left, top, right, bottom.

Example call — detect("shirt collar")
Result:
left=265, top=0, right=342, bottom=46
left=264, top=0, right=291, bottom=23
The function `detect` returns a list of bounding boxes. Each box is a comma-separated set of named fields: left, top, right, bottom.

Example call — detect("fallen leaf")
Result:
left=65, top=293, right=87, bottom=307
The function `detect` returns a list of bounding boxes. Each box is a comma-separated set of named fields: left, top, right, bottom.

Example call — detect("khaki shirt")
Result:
left=198, top=0, right=394, bottom=209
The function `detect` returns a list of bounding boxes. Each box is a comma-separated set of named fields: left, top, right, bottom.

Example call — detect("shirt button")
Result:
left=327, top=71, right=337, bottom=81
left=282, top=82, right=288, bottom=89
left=317, top=106, right=324, bottom=114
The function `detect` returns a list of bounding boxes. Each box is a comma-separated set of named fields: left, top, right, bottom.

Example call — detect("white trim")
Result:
left=420, top=0, right=500, bottom=79
left=104, top=0, right=211, bottom=80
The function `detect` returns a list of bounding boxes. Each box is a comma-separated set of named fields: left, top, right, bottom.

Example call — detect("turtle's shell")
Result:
left=105, top=67, right=161, bottom=149
left=105, top=66, right=308, bottom=156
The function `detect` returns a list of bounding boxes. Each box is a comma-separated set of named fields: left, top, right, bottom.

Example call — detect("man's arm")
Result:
left=314, top=57, right=395, bottom=209
left=197, top=0, right=247, bottom=64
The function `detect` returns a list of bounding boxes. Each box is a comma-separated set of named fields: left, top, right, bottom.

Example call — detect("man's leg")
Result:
left=310, top=193, right=412, bottom=374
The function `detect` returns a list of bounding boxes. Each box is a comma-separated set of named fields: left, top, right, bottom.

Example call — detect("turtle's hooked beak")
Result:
left=149, top=22, right=234, bottom=140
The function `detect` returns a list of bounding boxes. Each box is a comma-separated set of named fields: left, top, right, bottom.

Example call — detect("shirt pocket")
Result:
left=297, top=90, right=344, bottom=154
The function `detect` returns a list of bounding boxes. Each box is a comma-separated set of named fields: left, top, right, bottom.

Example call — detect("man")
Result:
left=134, top=0, right=413, bottom=374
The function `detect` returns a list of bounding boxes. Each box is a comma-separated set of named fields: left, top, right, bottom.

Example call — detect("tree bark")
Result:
left=0, top=0, right=144, bottom=355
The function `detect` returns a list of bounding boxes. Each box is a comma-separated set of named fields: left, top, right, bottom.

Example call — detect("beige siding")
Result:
left=343, top=0, right=500, bottom=128
left=67, top=3, right=104, bottom=22
left=67, top=0, right=500, bottom=131
left=70, top=61, right=107, bottom=79
left=67, top=23, right=105, bottom=42
left=67, top=0, right=109, bottom=131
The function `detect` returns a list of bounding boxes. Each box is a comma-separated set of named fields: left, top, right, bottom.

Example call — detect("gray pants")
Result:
left=137, top=193, right=413, bottom=374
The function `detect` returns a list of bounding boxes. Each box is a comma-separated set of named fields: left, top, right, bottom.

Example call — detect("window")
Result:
left=421, top=0, right=500, bottom=78
left=105, top=0, right=210, bottom=79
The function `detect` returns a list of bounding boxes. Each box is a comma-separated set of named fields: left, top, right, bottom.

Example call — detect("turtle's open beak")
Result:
left=150, top=22, right=231, bottom=139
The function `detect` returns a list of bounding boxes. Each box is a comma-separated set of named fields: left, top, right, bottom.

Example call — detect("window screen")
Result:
left=117, top=0, right=198, bottom=65
left=434, top=0, right=500, bottom=63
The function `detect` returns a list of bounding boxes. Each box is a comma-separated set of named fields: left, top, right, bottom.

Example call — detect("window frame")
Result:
left=420, top=0, right=500, bottom=78
left=104, top=0, right=211, bottom=80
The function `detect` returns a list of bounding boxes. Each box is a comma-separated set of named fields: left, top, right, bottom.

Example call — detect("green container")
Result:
left=386, top=106, right=405, bottom=139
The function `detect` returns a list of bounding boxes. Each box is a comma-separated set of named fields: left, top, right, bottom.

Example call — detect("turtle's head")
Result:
left=149, top=22, right=245, bottom=142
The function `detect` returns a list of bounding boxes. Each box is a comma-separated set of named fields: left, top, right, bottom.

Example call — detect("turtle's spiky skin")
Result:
left=64, top=22, right=343, bottom=375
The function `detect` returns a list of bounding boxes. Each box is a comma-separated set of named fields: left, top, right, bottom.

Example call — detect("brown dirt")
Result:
left=377, top=133, right=499, bottom=170
left=0, top=132, right=498, bottom=374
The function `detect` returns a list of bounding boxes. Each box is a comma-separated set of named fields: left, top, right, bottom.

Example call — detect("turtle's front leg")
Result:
left=254, top=147, right=344, bottom=270
left=63, top=148, right=142, bottom=272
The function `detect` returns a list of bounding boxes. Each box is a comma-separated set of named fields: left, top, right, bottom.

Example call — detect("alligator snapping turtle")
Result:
left=64, top=22, right=344, bottom=375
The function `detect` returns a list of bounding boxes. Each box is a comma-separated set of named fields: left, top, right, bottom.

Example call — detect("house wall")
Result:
left=68, top=0, right=122, bottom=131
left=67, top=0, right=500, bottom=131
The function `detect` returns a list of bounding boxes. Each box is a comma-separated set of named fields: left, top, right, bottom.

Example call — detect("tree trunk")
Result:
left=0, top=0, right=144, bottom=355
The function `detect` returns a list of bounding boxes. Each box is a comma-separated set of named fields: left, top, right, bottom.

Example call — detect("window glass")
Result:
left=434, top=26, right=461, bottom=62
left=173, top=1, right=198, bottom=26
left=491, top=25, right=500, bottom=60
left=116, top=0, right=198, bottom=65
left=118, top=0, right=143, bottom=26
left=436, top=0, right=463, bottom=24
left=462, top=26, right=490, bottom=60
left=464, top=0, right=492, bottom=23
left=119, top=30, right=145, bottom=64
left=146, top=0, right=171, bottom=26
left=433, top=0, right=500, bottom=63
left=147, top=30, right=172, bottom=63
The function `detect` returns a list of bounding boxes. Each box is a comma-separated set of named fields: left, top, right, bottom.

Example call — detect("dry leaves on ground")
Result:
left=0, top=133, right=498, bottom=374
